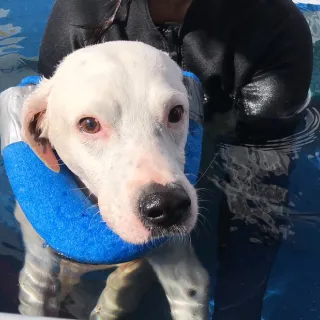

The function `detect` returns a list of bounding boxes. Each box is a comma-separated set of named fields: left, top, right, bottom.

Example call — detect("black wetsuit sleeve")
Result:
left=38, top=0, right=105, bottom=78
left=236, top=4, right=313, bottom=121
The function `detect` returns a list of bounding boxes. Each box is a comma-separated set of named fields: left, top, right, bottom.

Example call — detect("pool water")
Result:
left=1, top=1, right=320, bottom=320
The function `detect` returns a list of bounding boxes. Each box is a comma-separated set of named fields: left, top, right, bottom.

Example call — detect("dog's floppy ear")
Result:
left=21, top=78, right=60, bottom=173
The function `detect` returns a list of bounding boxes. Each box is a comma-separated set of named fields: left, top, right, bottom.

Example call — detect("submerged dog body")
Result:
left=15, top=41, right=209, bottom=319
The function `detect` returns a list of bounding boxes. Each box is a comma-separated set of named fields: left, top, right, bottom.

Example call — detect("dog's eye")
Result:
left=168, top=105, right=184, bottom=123
left=79, top=117, right=101, bottom=134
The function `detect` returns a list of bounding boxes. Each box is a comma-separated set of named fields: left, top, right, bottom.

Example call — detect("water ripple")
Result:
left=221, top=108, right=320, bottom=154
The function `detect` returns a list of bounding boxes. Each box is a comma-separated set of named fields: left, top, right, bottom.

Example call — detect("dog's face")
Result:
left=21, top=41, right=198, bottom=244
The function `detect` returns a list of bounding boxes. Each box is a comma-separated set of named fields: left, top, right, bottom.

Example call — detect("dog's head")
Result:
left=21, top=41, right=198, bottom=244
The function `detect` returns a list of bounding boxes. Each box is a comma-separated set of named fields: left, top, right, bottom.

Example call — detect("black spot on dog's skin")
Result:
left=154, top=123, right=164, bottom=138
left=154, top=127, right=162, bottom=137
left=187, top=288, right=197, bottom=298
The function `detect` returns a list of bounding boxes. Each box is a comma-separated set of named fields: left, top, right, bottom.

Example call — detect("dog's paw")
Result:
left=147, top=242, right=210, bottom=320
left=169, top=265, right=210, bottom=320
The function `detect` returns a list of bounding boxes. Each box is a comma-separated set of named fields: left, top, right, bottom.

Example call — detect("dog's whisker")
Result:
left=196, top=218, right=210, bottom=237
left=88, top=210, right=101, bottom=230
left=196, top=187, right=216, bottom=195
left=80, top=196, right=100, bottom=216
left=198, top=211, right=211, bottom=225
left=83, top=192, right=93, bottom=204
left=194, top=155, right=219, bottom=187
left=197, top=194, right=209, bottom=200
left=57, top=163, right=67, bottom=167
left=196, top=211, right=213, bottom=236
left=198, top=206, right=210, bottom=215
left=69, top=186, right=89, bottom=191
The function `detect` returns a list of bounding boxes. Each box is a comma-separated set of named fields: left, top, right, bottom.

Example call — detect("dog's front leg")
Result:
left=90, top=259, right=156, bottom=320
left=18, top=245, right=61, bottom=317
left=147, top=241, right=210, bottom=320
left=15, top=205, right=61, bottom=317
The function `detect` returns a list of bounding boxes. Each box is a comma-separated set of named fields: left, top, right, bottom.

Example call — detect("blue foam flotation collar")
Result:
left=3, top=72, right=203, bottom=265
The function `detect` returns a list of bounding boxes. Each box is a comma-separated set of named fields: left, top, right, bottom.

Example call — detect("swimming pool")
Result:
left=1, top=1, right=320, bottom=319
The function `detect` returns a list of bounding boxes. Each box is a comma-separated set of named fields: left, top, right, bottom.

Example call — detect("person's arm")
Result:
left=237, top=3, right=313, bottom=122
left=38, top=0, right=107, bottom=78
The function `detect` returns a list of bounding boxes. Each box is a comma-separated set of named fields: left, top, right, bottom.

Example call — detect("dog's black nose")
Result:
left=139, top=183, right=191, bottom=228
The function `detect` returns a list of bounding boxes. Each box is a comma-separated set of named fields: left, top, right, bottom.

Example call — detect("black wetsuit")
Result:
left=39, top=0, right=313, bottom=127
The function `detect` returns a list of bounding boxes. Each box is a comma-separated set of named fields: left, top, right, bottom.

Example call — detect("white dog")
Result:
left=6, top=41, right=209, bottom=319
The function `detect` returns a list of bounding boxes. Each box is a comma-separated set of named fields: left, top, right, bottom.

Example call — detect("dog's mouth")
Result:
left=148, top=220, right=191, bottom=239
left=73, top=175, right=195, bottom=242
